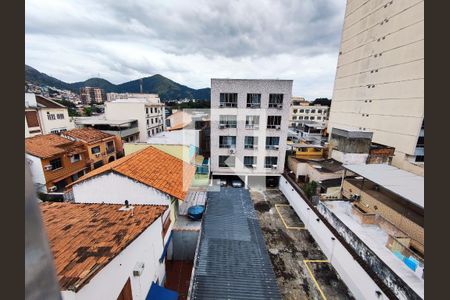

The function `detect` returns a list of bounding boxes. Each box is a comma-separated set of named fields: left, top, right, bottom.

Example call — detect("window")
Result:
left=245, top=115, right=259, bottom=129
left=57, top=113, right=64, bottom=119
left=299, top=109, right=304, bottom=113
left=47, top=114, right=56, bottom=120
left=305, top=109, right=310, bottom=114
left=93, top=160, right=104, bottom=169
left=106, top=141, right=115, bottom=154
left=219, top=136, right=236, bottom=148
left=220, top=93, right=238, bottom=107
left=244, top=156, right=257, bottom=168
left=219, top=155, right=235, bottom=167
left=299, top=116, right=304, bottom=120
left=416, top=136, right=424, bottom=147
left=311, top=109, right=316, bottom=113
left=304, top=116, right=309, bottom=120
left=70, top=153, right=81, bottom=163
left=293, top=109, right=298, bottom=114
left=91, top=146, right=100, bottom=154
left=415, top=155, right=424, bottom=162
left=293, top=116, right=297, bottom=120
left=151, top=118, right=154, bottom=124
left=317, top=109, right=322, bottom=114
left=246, top=94, right=261, bottom=108
left=219, top=115, right=237, bottom=128
left=147, top=130, right=151, bottom=137
left=267, top=116, right=281, bottom=129
left=265, top=156, right=278, bottom=168
left=146, top=119, right=149, bottom=125
left=310, top=116, right=315, bottom=120
left=146, top=108, right=149, bottom=114
left=266, top=137, right=280, bottom=149
left=269, top=94, right=283, bottom=108
left=244, top=136, right=258, bottom=149
left=49, top=158, right=62, bottom=170
left=317, top=116, right=322, bottom=120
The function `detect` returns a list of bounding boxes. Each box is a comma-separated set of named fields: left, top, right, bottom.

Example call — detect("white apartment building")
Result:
left=210, top=79, right=292, bottom=187
left=25, top=93, right=75, bottom=137
left=327, top=0, right=424, bottom=175
left=289, top=97, right=330, bottom=128
left=105, top=93, right=166, bottom=142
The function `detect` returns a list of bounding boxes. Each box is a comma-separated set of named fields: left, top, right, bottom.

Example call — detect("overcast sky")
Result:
left=25, top=0, right=346, bottom=100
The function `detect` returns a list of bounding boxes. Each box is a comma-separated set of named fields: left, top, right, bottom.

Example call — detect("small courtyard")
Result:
left=250, top=188, right=354, bottom=300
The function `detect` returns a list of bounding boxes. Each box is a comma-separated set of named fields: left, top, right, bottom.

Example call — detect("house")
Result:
left=287, top=157, right=344, bottom=184
left=74, top=116, right=140, bottom=143
left=105, top=94, right=166, bottom=141
left=123, top=143, right=195, bottom=164
left=66, top=146, right=196, bottom=223
left=25, top=134, right=89, bottom=198
left=25, top=93, right=75, bottom=137
left=210, top=79, right=293, bottom=188
left=166, top=110, right=192, bottom=131
left=62, top=128, right=123, bottom=170
left=40, top=202, right=174, bottom=300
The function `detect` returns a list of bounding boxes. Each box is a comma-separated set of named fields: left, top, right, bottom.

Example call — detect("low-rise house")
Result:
left=288, top=157, right=344, bottom=184
left=74, top=116, right=140, bottom=143
left=67, top=146, right=196, bottom=225
left=62, top=128, right=123, bottom=170
left=41, top=202, right=173, bottom=300
left=25, top=93, right=75, bottom=137
left=25, top=134, right=89, bottom=198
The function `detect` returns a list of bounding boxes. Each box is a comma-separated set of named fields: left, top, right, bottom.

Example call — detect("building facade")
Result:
left=25, top=134, right=89, bottom=196
left=105, top=94, right=166, bottom=142
left=327, top=0, right=424, bottom=174
left=62, top=128, right=121, bottom=170
left=74, top=117, right=140, bottom=143
left=210, top=79, right=292, bottom=187
left=25, top=93, right=75, bottom=136
left=289, top=97, right=330, bottom=127
left=80, top=87, right=106, bottom=104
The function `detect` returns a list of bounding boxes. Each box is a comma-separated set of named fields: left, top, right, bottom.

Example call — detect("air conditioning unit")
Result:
left=277, top=104, right=283, bottom=109
left=275, top=125, right=281, bottom=130
left=252, top=164, right=257, bottom=168
left=272, top=164, right=278, bottom=169
left=44, top=165, right=53, bottom=171
left=229, top=148, right=235, bottom=154
left=48, top=186, right=57, bottom=192
left=273, top=145, right=279, bottom=150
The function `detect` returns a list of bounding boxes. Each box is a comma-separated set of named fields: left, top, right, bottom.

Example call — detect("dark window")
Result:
left=266, top=137, right=280, bottom=149
left=318, top=109, right=322, bottom=113
left=220, top=93, right=238, bottom=107
left=146, top=108, right=149, bottom=114
left=219, top=136, right=236, bottom=148
left=219, top=115, right=237, bottom=128
left=219, top=155, right=235, bottom=167
left=293, top=109, right=298, bottom=113
left=106, top=141, right=115, bottom=154
left=415, top=155, right=424, bottom=162
left=70, top=153, right=81, bottom=163
left=311, top=109, right=316, bottom=113
left=57, top=113, right=64, bottom=119
left=269, top=94, right=283, bottom=108
left=267, top=116, right=282, bottom=129
left=91, top=146, right=101, bottom=154
left=93, top=160, right=104, bottom=169
left=299, top=109, right=304, bottom=113
left=416, top=136, right=424, bottom=147
left=47, top=114, right=56, bottom=120
left=49, top=158, right=62, bottom=170
left=265, top=156, right=278, bottom=168
left=244, top=156, right=257, bottom=168
left=244, top=136, right=258, bottom=149
left=246, top=94, right=261, bottom=108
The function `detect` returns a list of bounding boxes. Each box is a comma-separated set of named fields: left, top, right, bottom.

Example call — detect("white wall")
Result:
left=279, top=178, right=388, bottom=300
left=39, top=108, right=74, bottom=134
left=61, top=216, right=166, bottom=300
left=72, top=172, right=172, bottom=205
left=25, top=154, right=46, bottom=187
left=331, top=150, right=368, bottom=165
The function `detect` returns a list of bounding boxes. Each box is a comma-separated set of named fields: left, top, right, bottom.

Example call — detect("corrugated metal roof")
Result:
left=190, top=187, right=282, bottom=300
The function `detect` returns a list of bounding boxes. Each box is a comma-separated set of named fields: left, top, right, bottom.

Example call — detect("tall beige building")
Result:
left=328, top=0, right=424, bottom=175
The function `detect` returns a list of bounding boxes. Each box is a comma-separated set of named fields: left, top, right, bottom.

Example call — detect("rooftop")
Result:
left=40, top=202, right=167, bottom=292
left=75, top=116, right=137, bottom=127
left=62, top=127, right=115, bottom=144
left=69, top=146, right=196, bottom=200
left=25, top=134, right=85, bottom=159
left=147, top=130, right=198, bottom=148
left=36, top=95, right=66, bottom=109
left=343, top=164, right=424, bottom=208
left=190, top=188, right=281, bottom=299
left=331, top=127, right=373, bottom=139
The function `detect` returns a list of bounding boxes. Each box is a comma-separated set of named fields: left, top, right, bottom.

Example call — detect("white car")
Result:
left=231, top=180, right=243, bottom=188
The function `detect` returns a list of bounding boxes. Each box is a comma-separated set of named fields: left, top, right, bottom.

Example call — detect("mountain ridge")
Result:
left=25, top=65, right=210, bottom=101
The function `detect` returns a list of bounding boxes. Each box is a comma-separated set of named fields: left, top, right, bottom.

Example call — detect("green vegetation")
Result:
left=304, top=181, right=318, bottom=199
left=83, top=106, right=93, bottom=116
left=54, top=99, right=80, bottom=117
left=166, top=100, right=210, bottom=109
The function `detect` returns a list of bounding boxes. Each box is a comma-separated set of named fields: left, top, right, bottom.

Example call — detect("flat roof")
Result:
left=75, top=117, right=137, bottom=126
left=190, top=188, right=281, bottom=299
left=343, top=164, right=424, bottom=209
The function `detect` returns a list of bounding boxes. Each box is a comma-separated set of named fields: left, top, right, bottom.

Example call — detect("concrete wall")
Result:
left=328, top=0, right=424, bottom=161
left=331, top=150, right=368, bottom=164
left=279, top=177, right=389, bottom=300
left=39, top=107, right=74, bottom=134
left=210, top=79, right=292, bottom=176
left=72, top=172, right=172, bottom=205
left=26, top=154, right=46, bottom=187
left=106, top=102, right=147, bottom=142
left=61, top=216, right=167, bottom=300
left=172, top=230, right=199, bottom=260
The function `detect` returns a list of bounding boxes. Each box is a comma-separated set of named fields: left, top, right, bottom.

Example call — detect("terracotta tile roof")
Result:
left=62, top=128, right=115, bottom=144
left=36, top=95, right=66, bottom=108
left=41, top=202, right=167, bottom=292
left=25, top=134, right=84, bottom=159
left=69, top=146, right=196, bottom=200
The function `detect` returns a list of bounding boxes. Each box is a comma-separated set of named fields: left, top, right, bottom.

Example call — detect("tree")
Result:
left=312, top=98, right=332, bottom=107
left=83, top=106, right=93, bottom=116
left=304, top=181, right=318, bottom=199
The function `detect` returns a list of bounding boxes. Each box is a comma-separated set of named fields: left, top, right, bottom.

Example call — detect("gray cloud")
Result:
left=25, top=0, right=346, bottom=99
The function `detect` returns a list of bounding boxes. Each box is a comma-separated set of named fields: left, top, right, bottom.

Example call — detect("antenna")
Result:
left=140, top=78, right=143, bottom=93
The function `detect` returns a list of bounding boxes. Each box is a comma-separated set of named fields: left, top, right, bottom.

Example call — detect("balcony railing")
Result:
left=219, top=102, right=237, bottom=108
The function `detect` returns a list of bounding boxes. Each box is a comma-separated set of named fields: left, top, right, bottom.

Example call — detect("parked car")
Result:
left=231, top=180, right=243, bottom=188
